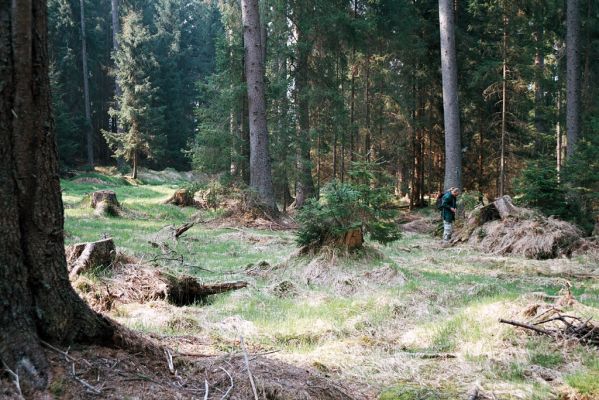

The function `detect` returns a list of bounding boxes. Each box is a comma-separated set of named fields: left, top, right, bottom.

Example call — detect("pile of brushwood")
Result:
left=500, top=288, right=599, bottom=347
left=455, top=195, right=583, bottom=259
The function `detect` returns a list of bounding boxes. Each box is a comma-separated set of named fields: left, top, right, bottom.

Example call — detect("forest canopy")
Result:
left=50, top=0, right=598, bottom=226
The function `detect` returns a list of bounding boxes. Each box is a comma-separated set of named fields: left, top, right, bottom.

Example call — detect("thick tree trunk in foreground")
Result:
left=0, top=1, right=114, bottom=394
left=241, top=0, right=278, bottom=212
left=438, top=0, right=462, bottom=191
left=566, top=0, right=581, bottom=159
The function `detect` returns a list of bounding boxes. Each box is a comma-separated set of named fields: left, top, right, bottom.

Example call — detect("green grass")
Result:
left=61, top=171, right=599, bottom=399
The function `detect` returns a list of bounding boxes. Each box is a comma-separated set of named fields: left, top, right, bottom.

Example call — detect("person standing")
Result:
left=441, top=187, right=460, bottom=242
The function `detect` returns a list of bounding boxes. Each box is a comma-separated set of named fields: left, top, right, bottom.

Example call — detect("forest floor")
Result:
left=21, top=170, right=599, bottom=399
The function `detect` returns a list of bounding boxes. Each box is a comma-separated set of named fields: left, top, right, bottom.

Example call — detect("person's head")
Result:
left=450, top=187, right=460, bottom=197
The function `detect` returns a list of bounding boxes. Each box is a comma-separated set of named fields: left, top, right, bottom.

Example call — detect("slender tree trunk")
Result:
left=293, top=15, right=315, bottom=208
left=349, top=55, right=356, bottom=162
left=241, top=0, right=277, bottom=211
left=534, top=28, right=545, bottom=152
left=132, top=150, right=138, bottom=179
left=582, top=0, right=591, bottom=111
left=0, top=1, right=114, bottom=394
left=557, top=71, right=563, bottom=175
left=240, top=38, right=251, bottom=185
left=499, top=13, right=508, bottom=197
left=111, top=0, right=121, bottom=132
left=80, top=0, right=94, bottom=166
left=566, top=0, right=581, bottom=159
left=438, top=0, right=462, bottom=190
left=364, top=54, right=371, bottom=160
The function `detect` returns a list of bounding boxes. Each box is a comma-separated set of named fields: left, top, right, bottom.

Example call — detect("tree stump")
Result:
left=341, top=228, right=363, bottom=250
left=164, top=189, right=194, bottom=207
left=493, top=195, right=521, bottom=219
left=67, top=238, right=116, bottom=278
left=91, top=190, right=120, bottom=216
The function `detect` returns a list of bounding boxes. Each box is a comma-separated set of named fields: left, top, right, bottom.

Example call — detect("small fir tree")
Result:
left=296, top=160, right=401, bottom=250
left=104, top=11, right=165, bottom=178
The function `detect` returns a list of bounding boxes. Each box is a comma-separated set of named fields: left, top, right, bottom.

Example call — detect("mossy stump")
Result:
left=91, top=190, right=120, bottom=216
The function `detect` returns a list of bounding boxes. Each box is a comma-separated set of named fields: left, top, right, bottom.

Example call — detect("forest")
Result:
left=50, top=0, right=599, bottom=222
left=1, top=0, right=599, bottom=399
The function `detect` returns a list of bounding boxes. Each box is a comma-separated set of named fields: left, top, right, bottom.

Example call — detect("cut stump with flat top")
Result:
left=67, top=238, right=116, bottom=278
left=91, top=190, right=119, bottom=208
left=91, top=190, right=120, bottom=216
left=164, top=189, right=195, bottom=207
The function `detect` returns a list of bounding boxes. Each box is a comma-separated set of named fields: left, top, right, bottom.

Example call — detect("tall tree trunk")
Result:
left=533, top=28, right=545, bottom=152
left=499, top=13, right=508, bottom=197
left=80, top=0, right=94, bottom=166
left=0, top=1, right=114, bottom=394
left=111, top=0, right=121, bottom=132
left=349, top=53, right=356, bottom=163
left=566, top=0, right=581, bottom=159
left=241, top=0, right=278, bottom=211
left=293, top=16, right=315, bottom=208
left=364, top=54, right=371, bottom=160
left=239, top=35, right=251, bottom=185
left=438, top=0, right=462, bottom=190
left=581, top=0, right=592, bottom=111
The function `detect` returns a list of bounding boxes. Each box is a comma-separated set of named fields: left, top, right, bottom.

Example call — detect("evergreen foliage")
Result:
left=104, top=11, right=165, bottom=177
left=296, top=161, right=401, bottom=249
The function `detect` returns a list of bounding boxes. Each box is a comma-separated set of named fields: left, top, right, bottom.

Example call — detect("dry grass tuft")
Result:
left=468, top=216, right=582, bottom=259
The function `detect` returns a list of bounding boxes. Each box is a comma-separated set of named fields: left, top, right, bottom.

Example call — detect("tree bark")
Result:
left=566, top=0, right=581, bottom=159
left=79, top=0, right=94, bottom=166
left=500, top=13, right=508, bottom=197
left=293, top=11, right=315, bottom=208
left=0, top=0, right=114, bottom=394
left=111, top=0, right=122, bottom=134
left=438, top=0, right=462, bottom=191
left=242, top=0, right=277, bottom=211
left=533, top=27, right=546, bottom=152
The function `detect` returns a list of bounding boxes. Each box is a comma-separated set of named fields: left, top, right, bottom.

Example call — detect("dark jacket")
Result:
left=440, top=191, right=457, bottom=222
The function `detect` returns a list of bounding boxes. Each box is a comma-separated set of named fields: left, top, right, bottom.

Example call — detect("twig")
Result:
left=2, top=361, right=23, bottom=398
left=219, top=367, right=234, bottom=400
left=40, top=340, right=92, bottom=367
left=165, top=349, right=175, bottom=374
left=248, top=349, right=281, bottom=361
left=499, top=318, right=553, bottom=336
left=40, top=340, right=76, bottom=362
left=203, top=379, right=209, bottom=400
left=240, top=336, right=259, bottom=400
left=72, top=362, right=101, bottom=395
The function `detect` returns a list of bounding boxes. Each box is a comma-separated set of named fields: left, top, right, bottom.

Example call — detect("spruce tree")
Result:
left=104, top=11, right=165, bottom=178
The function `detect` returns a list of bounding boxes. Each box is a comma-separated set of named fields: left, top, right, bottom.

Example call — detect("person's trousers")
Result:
left=443, top=221, right=453, bottom=241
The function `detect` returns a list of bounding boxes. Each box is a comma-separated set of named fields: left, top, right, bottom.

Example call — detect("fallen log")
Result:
left=67, top=238, right=116, bottom=278
left=174, top=222, right=194, bottom=240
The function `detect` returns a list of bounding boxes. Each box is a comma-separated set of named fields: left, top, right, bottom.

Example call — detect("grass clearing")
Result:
left=62, top=172, right=599, bottom=399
